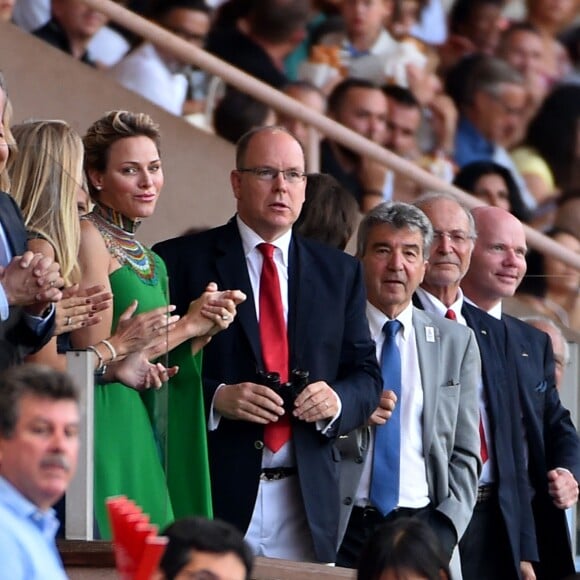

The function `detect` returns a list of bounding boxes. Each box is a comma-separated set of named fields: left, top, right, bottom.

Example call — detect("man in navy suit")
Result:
left=461, top=206, right=580, bottom=580
left=413, top=193, right=536, bottom=580
left=154, top=126, right=381, bottom=563
left=0, top=191, right=62, bottom=370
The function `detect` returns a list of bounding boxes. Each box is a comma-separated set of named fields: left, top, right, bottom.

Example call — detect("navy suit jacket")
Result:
left=154, top=220, right=381, bottom=562
left=504, top=314, right=580, bottom=580
left=413, top=295, right=537, bottom=572
left=0, top=191, right=54, bottom=369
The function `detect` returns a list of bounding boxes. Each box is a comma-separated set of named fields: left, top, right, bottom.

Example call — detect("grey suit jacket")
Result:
left=338, top=307, right=481, bottom=544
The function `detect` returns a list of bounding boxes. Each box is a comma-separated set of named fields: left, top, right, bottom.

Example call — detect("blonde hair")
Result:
left=8, top=120, right=83, bottom=285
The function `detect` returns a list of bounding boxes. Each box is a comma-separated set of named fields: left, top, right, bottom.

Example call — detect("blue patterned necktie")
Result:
left=370, top=319, right=402, bottom=516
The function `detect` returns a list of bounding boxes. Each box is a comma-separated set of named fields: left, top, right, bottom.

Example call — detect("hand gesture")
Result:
left=214, top=382, right=285, bottom=424
left=293, top=381, right=339, bottom=422
left=548, top=468, right=579, bottom=509
left=111, top=352, right=179, bottom=391
left=55, top=284, right=112, bottom=335
left=368, top=390, right=397, bottom=426
left=0, top=251, right=63, bottom=311
left=185, top=282, right=246, bottom=338
left=111, top=301, right=180, bottom=358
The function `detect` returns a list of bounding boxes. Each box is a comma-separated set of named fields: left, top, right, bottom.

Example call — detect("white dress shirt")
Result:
left=109, top=43, right=188, bottom=116
left=356, top=301, right=430, bottom=509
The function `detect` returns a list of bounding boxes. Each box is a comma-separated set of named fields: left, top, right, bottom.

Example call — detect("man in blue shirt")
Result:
left=453, top=56, right=537, bottom=212
left=0, top=364, right=80, bottom=579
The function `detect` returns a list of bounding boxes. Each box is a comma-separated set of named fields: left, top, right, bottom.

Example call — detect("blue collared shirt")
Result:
left=453, top=116, right=495, bottom=168
left=0, top=476, right=66, bottom=579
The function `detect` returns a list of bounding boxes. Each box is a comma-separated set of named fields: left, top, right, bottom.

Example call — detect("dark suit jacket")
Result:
left=413, top=295, right=537, bottom=573
left=0, top=191, right=54, bottom=370
left=154, top=220, right=381, bottom=562
left=504, top=314, right=580, bottom=580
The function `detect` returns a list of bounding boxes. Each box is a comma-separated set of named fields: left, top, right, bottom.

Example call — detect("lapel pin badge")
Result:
left=480, top=329, right=487, bottom=335
left=425, top=326, right=435, bottom=343
left=522, top=352, right=529, bottom=357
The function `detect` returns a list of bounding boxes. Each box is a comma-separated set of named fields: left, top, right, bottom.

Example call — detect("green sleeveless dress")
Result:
left=93, top=253, right=212, bottom=538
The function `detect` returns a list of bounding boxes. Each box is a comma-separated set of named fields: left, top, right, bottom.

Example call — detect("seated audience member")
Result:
left=32, top=0, right=110, bottom=67
left=315, top=0, right=431, bottom=90
left=277, top=81, right=327, bottom=149
left=321, top=78, right=389, bottom=211
left=516, top=228, right=580, bottom=332
left=357, top=518, right=451, bottom=580
left=523, top=316, right=570, bottom=391
left=206, top=0, right=310, bottom=89
left=294, top=172, right=360, bottom=251
left=452, top=160, right=530, bottom=222
left=0, top=364, right=80, bottom=579
left=110, top=0, right=212, bottom=117
left=13, top=0, right=130, bottom=67
left=213, top=89, right=275, bottom=144
left=511, top=84, right=580, bottom=203
left=525, top=0, right=578, bottom=83
left=439, top=0, right=503, bottom=73
left=453, top=56, right=536, bottom=212
left=381, top=83, right=456, bottom=199
left=382, top=84, right=422, bottom=161
left=154, top=517, right=253, bottom=580
left=498, top=23, right=548, bottom=112
left=317, top=0, right=397, bottom=83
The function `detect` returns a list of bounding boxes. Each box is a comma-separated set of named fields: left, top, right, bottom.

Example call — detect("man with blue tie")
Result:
left=413, top=194, right=537, bottom=580
left=337, top=202, right=481, bottom=579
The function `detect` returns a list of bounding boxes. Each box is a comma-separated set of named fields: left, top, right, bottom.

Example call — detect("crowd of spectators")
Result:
left=0, top=0, right=579, bottom=578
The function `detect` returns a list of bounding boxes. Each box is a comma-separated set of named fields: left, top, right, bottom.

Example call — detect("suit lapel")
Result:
left=0, top=192, right=26, bottom=256
left=462, top=304, right=501, bottom=433
left=413, top=309, right=440, bottom=454
left=287, top=236, right=315, bottom=369
left=214, top=222, right=262, bottom=365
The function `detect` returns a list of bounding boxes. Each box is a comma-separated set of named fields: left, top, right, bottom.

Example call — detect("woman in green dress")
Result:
left=72, top=110, right=244, bottom=538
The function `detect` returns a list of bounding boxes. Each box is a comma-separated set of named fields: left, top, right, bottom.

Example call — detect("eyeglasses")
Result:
left=237, top=167, right=307, bottom=183
left=486, top=92, right=525, bottom=117
left=433, top=230, right=475, bottom=246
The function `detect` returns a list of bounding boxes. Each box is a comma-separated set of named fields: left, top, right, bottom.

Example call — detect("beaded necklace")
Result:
left=83, top=203, right=158, bottom=285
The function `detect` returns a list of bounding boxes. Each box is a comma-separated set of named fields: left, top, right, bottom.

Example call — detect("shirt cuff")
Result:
left=0, top=284, right=8, bottom=321
left=317, top=389, right=342, bottom=435
left=24, top=303, right=54, bottom=335
left=208, top=383, right=226, bottom=431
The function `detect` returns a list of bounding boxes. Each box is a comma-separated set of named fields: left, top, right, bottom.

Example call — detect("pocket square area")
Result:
left=535, top=380, right=548, bottom=393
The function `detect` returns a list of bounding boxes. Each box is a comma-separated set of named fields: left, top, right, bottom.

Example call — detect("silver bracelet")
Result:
left=87, top=345, right=105, bottom=373
left=99, top=339, right=117, bottom=362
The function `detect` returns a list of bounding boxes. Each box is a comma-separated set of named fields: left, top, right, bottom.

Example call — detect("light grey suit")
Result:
left=337, top=307, right=481, bottom=573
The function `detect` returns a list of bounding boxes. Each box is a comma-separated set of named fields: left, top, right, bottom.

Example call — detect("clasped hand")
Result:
left=214, top=380, right=339, bottom=424
left=185, top=282, right=246, bottom=337
left=0, top=251, right=63, bottom=313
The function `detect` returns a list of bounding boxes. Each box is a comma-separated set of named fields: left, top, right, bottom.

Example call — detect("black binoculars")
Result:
left=256, top=369, right=310, bottom=413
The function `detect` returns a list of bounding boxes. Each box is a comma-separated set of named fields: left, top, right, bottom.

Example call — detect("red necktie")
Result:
left=445, top=308, right=488, bottom=463
left=258, top=243, right=291, bottom=452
